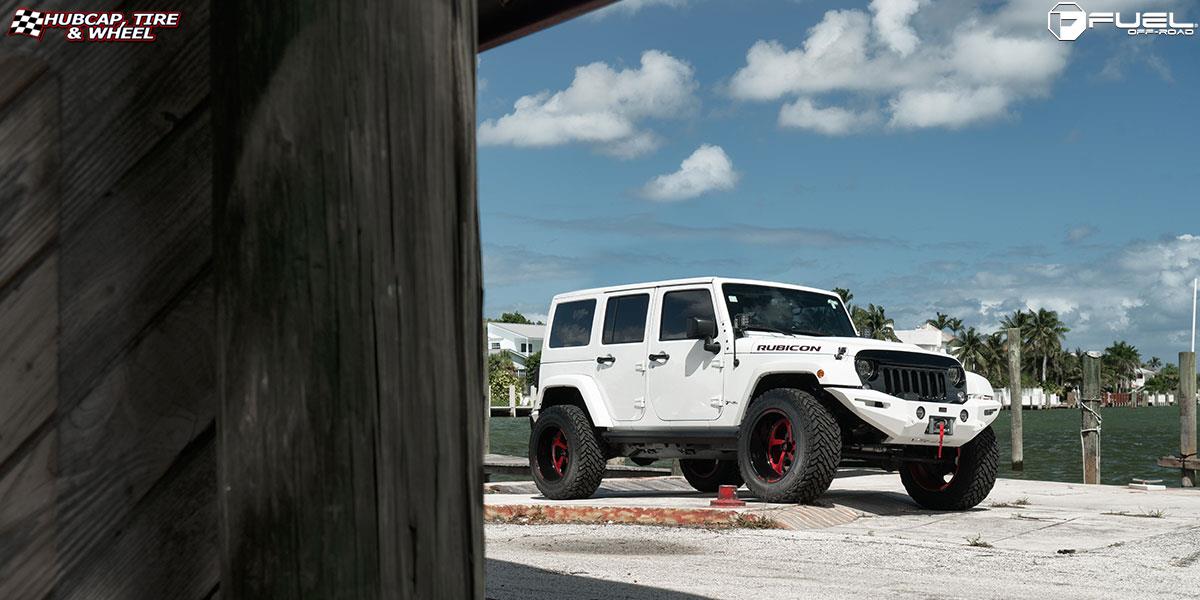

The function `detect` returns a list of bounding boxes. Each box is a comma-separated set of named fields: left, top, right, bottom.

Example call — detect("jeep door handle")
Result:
left=596, top=354, right=616, bottom=365
left=648, top=352, right=670, bottom=362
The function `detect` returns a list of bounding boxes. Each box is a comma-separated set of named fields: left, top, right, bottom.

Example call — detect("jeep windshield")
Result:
left=722, top=283, right=856, bottom=338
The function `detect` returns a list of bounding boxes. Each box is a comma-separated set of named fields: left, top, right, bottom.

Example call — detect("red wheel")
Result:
left=905, top=448, right=961, bottom=492
left=535, top=425, right=570, bottom=481
left=900, top=426, right=999, bottom=511
left=737, top=388, right=840, bottom=504
left=749, top=409, right=796, bottom=483
left=528, top=405, right=605, bottom=499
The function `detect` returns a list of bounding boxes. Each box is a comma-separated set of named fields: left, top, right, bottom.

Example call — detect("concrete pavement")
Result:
left=485, top=472, right=1200, bottom=599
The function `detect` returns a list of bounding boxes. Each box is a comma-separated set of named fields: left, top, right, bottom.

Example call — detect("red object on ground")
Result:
left=937, top=422, right=945, bottom=459
left=710, top=484, right=747, bottom=507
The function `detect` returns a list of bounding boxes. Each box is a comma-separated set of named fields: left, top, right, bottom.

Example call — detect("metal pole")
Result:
left=1008, top=328, right=1023, bottom=470
left=1081, top=352, right=1102, bottom=484
left=1181, top=351, right=1197, bottom=487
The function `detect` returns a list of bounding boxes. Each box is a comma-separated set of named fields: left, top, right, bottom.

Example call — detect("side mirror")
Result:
left=687, top=317, right=721, bottom=354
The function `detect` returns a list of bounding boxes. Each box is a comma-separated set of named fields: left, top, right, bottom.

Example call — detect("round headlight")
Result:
left=855, top=359, right=876, bottom=380
left=948, top=367, right=964, bottom=386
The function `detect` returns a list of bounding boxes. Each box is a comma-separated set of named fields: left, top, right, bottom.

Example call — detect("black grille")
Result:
left=880, top=366, right=947, bottom=401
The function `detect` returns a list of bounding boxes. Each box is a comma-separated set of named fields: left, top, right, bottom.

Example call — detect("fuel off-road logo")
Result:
left=1048, top=2, right=1195, bottom=41
left=8, top=8, right=180, bottom=42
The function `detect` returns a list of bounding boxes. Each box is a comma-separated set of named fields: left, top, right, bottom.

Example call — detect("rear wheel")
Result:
left=529, top=405, right=605, bottom=500
left=737, top=388, right=840, bottom=504
left=679, top=459, right=743, bottom=493
left=900, top=426, right=998, bottom=511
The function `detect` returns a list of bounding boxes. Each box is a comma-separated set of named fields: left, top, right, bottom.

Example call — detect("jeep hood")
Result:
left=735, top=333, right=953, bottom=362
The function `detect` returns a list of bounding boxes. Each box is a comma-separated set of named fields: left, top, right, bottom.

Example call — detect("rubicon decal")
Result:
left=8, top=8, right=180, bottom=42
left=755, top=344, right=822, bottom=352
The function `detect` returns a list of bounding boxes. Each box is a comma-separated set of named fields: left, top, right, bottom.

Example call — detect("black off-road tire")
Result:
left=529, top=405, right=605, bottom=500
left=737, top=388, right=841, bottom=504
left=679, top=459, right=744, bottom=493
left=900, top=426, right=999, bottom=511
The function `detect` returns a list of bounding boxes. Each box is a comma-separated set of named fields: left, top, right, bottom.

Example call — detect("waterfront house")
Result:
left=487, top=322, right=545, bottom=378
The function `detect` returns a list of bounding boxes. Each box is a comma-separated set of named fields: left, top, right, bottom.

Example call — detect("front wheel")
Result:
left=679, top=459, right=743, bottom=493
left=529, top=405, right=605, bottom=500
left=737, top=388, right=840, bottom=504
left=900, top=426, right=998, bottom=511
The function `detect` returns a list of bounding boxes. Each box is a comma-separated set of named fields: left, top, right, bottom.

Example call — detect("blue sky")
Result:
left=477, top=0, right=1199, bottom=364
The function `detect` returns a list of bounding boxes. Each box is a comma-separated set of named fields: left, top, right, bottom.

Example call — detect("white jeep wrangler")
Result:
left=528, top=277, right=1002, bottom=510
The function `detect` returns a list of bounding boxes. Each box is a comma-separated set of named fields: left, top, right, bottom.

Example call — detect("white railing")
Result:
left=994, top=388, right=1176, bottom=408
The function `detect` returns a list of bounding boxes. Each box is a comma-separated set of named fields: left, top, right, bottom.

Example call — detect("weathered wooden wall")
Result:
left=211, top=0, right=484, bottom=597
left=0, top=0, right=218, bottom=597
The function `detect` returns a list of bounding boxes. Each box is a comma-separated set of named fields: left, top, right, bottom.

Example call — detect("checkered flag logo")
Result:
left=9, top=8, right=45, bottom=39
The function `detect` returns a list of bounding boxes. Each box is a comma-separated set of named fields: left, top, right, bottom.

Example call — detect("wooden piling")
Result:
left=508, top=384, right=517, bottom=417
left=1008, top=328, right=1023, bottom=470
left=212, top=0, right=484, bottom=596
left=485, top=384, right=492, bottom=454
left=1081, top=352, right=1102, bottom=484
left=1181, top=351, right=1197, bottom=487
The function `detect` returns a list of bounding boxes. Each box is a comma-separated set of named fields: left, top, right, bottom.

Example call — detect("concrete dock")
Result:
left=485, top=471, right=1200, bottom=599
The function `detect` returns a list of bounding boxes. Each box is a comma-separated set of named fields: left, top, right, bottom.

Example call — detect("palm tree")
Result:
left=1027, top=308, right=1069, bottom=383
left=1103, top=341, right=1141, bottom=392
left=950, top=327, right=994, bottom=374
left=985, top=332, right=1011, bottom=386
left=1145, top=356, right=1163, bottom=371
left=855, top=304, right=900, bottom=342
left=927, top=312, right=964, bottom=333
left=832, top=287, right=853, bottom=304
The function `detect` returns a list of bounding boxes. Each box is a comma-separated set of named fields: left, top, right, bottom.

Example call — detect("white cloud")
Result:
left=640, top=144, right=738, bottom=201
left=1066, top=225, right=1097, bottom=243
left=889, top=86, right=1010, bottom=129
left=871, top=0, right=923, bottom=56
left=779, top=98, right=880, bottom=135
left=728, top=0, right=1071, bottom=132
left=478, top=50, right=698, bottom=157
left=928, top=234, right=1200, bottom=354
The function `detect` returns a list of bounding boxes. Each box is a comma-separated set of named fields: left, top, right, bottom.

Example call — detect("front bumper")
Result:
left=824, top=386, right=1002, bottom=447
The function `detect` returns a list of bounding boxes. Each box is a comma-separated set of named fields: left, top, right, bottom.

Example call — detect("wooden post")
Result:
left=1181, top=351, right=1197, bottom=487
left=1007, top=328, right=1023, bottom=470
left=508, top=384, right=517, bottom=417
left=1081, top=352, right=1102, bottom=484
left=212, top=0, right=484, bottom=597
left=485, top=384, right=491, bottom=454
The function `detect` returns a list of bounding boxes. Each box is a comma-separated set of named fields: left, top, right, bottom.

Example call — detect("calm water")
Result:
left=489, top=405, right=1191, bottom=487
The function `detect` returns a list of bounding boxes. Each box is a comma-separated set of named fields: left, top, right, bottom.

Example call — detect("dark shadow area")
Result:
left=487, top=559, right=714, bottom=600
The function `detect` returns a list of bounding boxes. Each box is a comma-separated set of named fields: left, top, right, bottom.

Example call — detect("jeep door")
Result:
left=647, top=285, right=724, bottom=421
left=593, top=291, right=652, bottom=421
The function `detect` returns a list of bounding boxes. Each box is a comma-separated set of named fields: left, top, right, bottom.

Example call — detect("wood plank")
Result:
left=59, top=108, right=212, bottom=406
left=0, top=255, right=57, bottom=464
left=52, top=280, right=215, bottom=587
left=0, top=62, right=59, bottom=292
left=0, top=429, right=57, bottom=600
left=49, top=0, right=210, bottom=232
left=0, top=54, right=48, bottom=112
left=56, top=430, right=219, bottom=600
left=213, top=0, right=483, bottom=597
left=1157, top=457, right=1200, bottom=470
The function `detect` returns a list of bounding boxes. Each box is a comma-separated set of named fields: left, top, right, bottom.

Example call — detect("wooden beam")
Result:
left=212, top=0, right=484, bottom=598
left=1007, top=328, right=1023, bottom=470
left=479, top=0, right=619, bottom=51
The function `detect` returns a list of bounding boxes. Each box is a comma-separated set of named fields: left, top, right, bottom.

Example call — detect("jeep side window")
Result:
left=602, top=294, right=649, bottom=345
left=659, top=289, right=716, bottom=341
left=548, top=299, right=596, bottom=348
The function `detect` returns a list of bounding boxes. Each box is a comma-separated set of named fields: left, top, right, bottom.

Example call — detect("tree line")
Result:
left=832, top=288, right=1193, bottom=395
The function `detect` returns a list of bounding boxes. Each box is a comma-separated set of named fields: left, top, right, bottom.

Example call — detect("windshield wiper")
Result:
left=739, top=324, right=794, bottom=336
left=790, top=329, right=831, bottom=337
